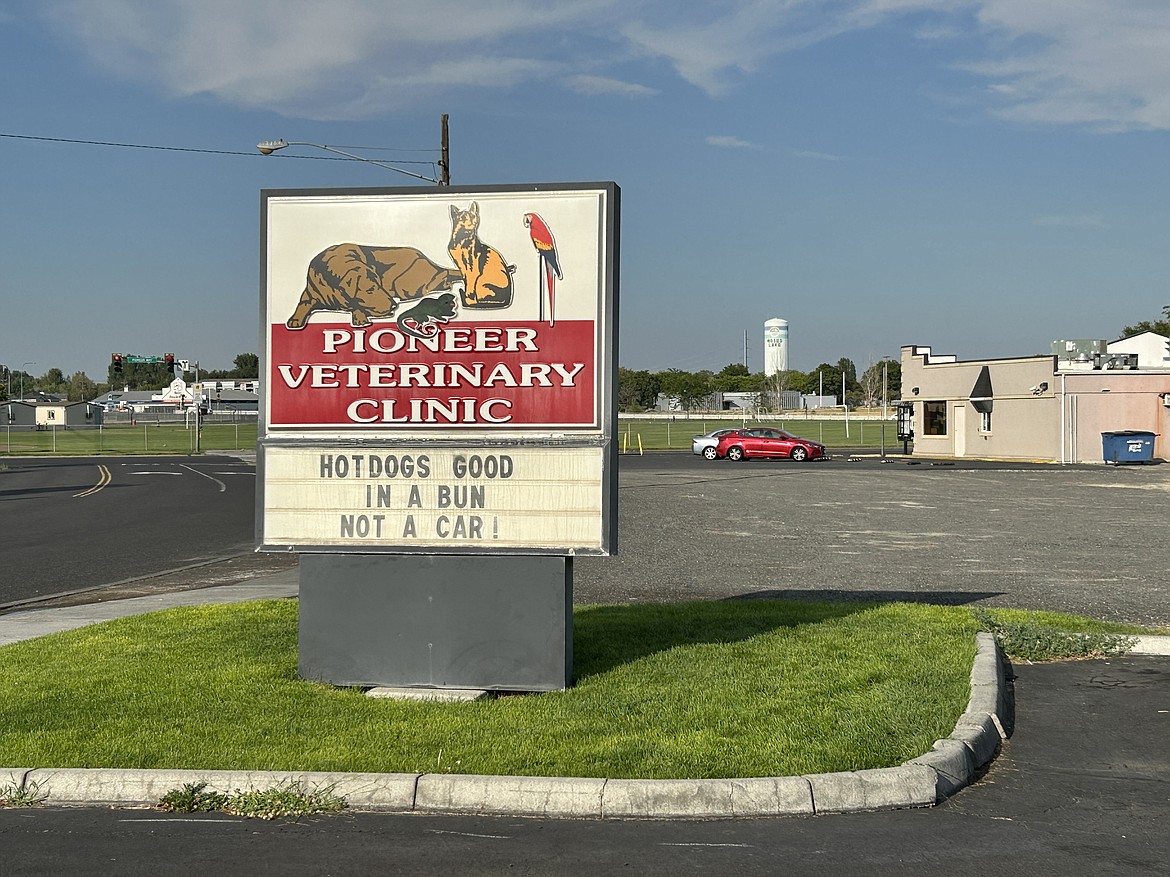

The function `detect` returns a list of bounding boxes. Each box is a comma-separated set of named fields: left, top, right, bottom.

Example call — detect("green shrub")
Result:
left=973, top=608, right=1137, bottom=662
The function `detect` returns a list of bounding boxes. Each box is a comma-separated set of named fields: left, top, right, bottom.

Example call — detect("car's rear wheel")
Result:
left=727, top=446, right=745, bottom=462
left=702, top=446, right=718, bottom=460
left=791, top=446, right=809, bottom=462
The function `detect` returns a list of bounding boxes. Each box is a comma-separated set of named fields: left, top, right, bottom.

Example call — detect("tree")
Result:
left=232, top=353, right=260, bottom=378
left=203, top=354, right=259, bottom=381
left=66, top=372, right=98, bottom=403
left=1121, top=305, right=1170, bottom=338
left=617, top=368, right=662, bottom=411
left=108, top=360, right=172, bottom=390
left=808, top=363, right=842, bottom=401
left=39, top=368, right=67, bottom=397
left=8, top=368, right=35, bottom=399
left=712, top=365, right=765, bottom=393
left=836, top=358, right=857, bottom=388
left=858, top=359, right=901, bottom=408
left=885, top=359, right=902, bottom=399
left=763, top=369, right=804, bottom=409
left=657, top=368, right=712, bottom=414
left=783, top=369, right=813, bottom=395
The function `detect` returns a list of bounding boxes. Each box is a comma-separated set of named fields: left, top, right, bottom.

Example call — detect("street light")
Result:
left=256, top=116, right=446, bottom=185
left=20, top=361, right=36, bottom=401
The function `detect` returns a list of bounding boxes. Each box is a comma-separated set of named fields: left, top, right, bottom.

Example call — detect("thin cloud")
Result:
left=566, top=74, right=657, bottom=97
left=706, top=135, right=763, bottom=149
left=621, top=2, right=861, bottom=96
left=37, top=0, right=616, bottom=116
left=32, top=1, right=1170, bottom=130
left=791, top=148, right=844, bottom=161
left=957, top=0, right=1170, bottom=130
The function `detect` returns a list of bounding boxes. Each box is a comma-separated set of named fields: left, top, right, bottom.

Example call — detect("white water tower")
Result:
left=763, top=319, right=789, bottom=375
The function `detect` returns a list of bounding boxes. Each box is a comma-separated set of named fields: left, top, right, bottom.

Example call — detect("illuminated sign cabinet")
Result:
left=257, top=183, right=619, bottom=556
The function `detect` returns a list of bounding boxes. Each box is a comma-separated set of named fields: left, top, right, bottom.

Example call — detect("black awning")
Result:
left=969, top=366, right=993, bottom=414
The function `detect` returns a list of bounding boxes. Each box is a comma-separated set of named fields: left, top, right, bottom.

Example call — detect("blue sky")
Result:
left=2, top=0, right=1169, bottom=383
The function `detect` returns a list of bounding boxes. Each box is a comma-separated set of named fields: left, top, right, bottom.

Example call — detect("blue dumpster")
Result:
left=1101, top=430, right=1156, bottom=464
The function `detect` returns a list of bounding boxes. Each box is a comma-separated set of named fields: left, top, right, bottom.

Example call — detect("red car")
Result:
left=714, top=428, right=828, bottom=462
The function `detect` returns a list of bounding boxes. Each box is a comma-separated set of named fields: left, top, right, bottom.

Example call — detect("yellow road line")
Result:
left=74, top=464, right=111, bottom=497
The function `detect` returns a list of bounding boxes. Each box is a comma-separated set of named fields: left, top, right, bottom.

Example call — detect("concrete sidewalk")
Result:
left=0, top=570, right=298, bottom=648
left=1, top=574, right=1166, bottom=819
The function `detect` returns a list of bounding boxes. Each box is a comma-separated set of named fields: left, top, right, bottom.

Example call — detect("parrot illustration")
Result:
left=523, top=212, right=561, bottom=326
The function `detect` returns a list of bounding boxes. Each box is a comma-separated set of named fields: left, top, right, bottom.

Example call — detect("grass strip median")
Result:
left=0, top=599, right=1146, bottom=779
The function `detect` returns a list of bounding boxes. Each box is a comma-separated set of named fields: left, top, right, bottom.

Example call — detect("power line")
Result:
left=318, top=143, right=439, bottom=154
left=0, top=132, right=438, bottom=166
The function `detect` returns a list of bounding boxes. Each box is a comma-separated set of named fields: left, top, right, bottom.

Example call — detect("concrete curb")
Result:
left=0, top=634, right=1007, bottom=818
left=1130, top=635, right=1170, bottom=655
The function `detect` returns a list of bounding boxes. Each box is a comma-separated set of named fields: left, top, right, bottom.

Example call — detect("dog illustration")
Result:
left=285, top=244, right=462, bottom=329
left=448, top=202, right=515, bottom=309
left=395, top=292, right=458, bottom=339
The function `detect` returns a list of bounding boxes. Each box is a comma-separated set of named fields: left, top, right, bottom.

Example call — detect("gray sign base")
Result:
left=298, top=554, right=572, bottom=692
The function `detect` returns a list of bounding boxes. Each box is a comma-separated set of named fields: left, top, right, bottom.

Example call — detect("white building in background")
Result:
left=763, top=318, right=789, bottom=375
left=1108, top=330, right=1170, bottom=369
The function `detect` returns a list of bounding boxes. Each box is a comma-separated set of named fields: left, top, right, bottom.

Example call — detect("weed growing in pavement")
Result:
left=973, top=608, right=1137, bottom=662
left=224, top=782, right=345, bottom=820
left=159, top=780, right=345, bottom=820
left=159, top=781, right=229, bottom=813
left=0, top=779, right=46, bottom=808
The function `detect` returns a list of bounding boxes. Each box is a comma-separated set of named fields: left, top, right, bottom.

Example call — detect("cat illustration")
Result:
left=448, top=202, right=515, bottom=309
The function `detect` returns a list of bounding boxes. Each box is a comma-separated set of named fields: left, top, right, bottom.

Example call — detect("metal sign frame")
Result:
left=256, top=182, right=619, bottom=556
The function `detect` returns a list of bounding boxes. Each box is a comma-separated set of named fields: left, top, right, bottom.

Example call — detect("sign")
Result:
left=262, top=446, right=604, bottom=550
left=257, top=183, right=619, bottom=555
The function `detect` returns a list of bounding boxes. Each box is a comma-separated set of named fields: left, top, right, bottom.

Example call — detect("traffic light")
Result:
left=112, top=354, right=123, bottom=374
left=165, top=353, right=175, bottom=368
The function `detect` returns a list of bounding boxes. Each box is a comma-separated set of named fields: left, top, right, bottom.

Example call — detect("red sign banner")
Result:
left=268, top=318, right=597, bottom=428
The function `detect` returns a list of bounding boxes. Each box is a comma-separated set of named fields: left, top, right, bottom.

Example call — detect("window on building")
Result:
left=979, top=410, right=992, bottom=433
left=923, top=401, right=947, bottom=435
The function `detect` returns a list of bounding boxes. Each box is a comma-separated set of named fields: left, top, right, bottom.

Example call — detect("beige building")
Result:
left=901, top=340, right=1170, bottom=464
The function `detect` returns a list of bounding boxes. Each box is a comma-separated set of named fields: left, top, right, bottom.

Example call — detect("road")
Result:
left=1, top=451, right=1169, bottom=875
left=0, top=456, right=258, bottom=606
left=2, top=656, right=1168, bottom=876
left=574, top=452, right=1170, bottom=626
left=4, top=452, right=1169, bottom=626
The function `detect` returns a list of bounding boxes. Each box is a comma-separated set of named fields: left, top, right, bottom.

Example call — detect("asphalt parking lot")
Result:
left=574, top=453, right=1170, bottom=627
left=13, top=452, right=1168, bottom=628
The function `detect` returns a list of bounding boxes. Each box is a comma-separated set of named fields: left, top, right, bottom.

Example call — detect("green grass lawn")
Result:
left=0, top=599, right=1151, bottom=779
left=0, top=598, right=979, bottom=779
left=0, top=422, right=256, bottom=455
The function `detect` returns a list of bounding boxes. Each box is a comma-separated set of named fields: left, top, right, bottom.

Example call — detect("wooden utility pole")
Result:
left=439, top=114, right=450, bottom=186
